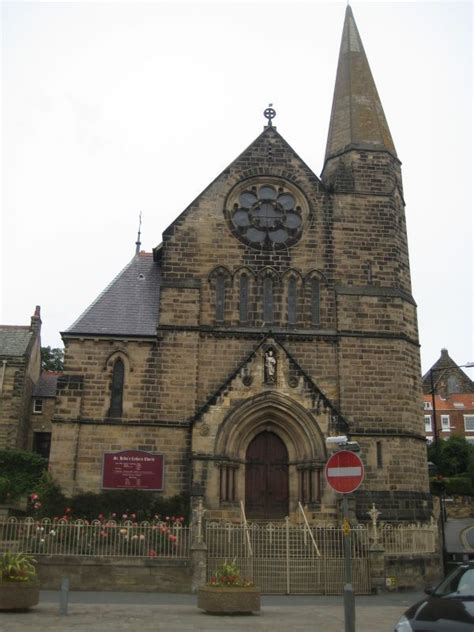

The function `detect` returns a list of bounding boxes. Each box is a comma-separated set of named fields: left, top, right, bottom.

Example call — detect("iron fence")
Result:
left=206, top=520, right=371, bottom=595
left=0, top=517, right=192, bottom=559
left=380, top=520, right=437, bottom=555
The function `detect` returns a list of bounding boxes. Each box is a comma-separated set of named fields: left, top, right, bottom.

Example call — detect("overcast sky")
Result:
left=1, top=0, right=472, bottom=374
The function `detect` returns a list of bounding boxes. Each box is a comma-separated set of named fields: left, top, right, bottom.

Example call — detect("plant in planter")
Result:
left=0, top=552, right=40, bottom=611
left=197, top=559, right=260, bottom=615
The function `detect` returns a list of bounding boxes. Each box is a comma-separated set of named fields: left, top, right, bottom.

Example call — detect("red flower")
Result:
left=148, top=549, right=157, bottom=557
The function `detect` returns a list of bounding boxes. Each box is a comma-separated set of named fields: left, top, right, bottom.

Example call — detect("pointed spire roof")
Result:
left=324, top=5, right=397, bottom=164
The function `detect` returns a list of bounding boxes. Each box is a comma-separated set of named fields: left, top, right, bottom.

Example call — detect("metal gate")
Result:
left=206, top=520, right=371, bottom=594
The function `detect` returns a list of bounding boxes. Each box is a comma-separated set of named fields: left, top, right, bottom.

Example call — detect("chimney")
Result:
left=30, top=305, right=42, bottom=334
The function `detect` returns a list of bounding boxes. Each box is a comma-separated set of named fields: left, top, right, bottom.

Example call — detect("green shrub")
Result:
left=0, top=450, right=47, bottom=504
left=445, top=476, right=473, bottom=496
left=69, top=490, right=189, bottom=522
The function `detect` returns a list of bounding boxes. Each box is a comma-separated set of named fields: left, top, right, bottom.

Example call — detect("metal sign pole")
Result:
left=342, top=496, right=355, bottom=632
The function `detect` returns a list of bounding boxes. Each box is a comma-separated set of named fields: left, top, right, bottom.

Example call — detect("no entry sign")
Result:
left=325, top=450, right=364, bottom=494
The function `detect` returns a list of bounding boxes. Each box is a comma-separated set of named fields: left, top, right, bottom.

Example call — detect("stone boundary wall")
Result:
left=37, top=556, right=192, bottom=593
left=384, top=555, right=441, bottom=591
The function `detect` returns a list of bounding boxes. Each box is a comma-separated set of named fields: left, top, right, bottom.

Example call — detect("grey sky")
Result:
left=1, top=0, right=472, bottom=373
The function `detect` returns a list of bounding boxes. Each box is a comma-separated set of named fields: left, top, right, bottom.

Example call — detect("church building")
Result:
left=49, top=6, right=430, bottom=522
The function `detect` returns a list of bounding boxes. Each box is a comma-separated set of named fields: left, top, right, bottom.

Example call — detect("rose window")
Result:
left=228, top=183, right=304, bottom=249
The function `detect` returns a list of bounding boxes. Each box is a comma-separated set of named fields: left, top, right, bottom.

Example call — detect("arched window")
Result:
left=215, top=273, right=225, bottom=323
left=311, top=277, right=320, bottom=327
left=263, top=276, right=274, bottom=323
left=287, top=277, right=297, bottom=325
left=239, top=274, right=249, bottom=323
left=109, top=359, right=124, bottom=418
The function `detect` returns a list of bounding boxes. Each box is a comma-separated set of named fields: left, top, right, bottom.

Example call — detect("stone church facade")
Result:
left=49, top=7, right=430, bottom=522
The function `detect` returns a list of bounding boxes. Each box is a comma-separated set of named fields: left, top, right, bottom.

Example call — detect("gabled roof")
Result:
left=324, top=5, right=396, bottom=164
left=64, top=252, right=161, bottom=338
left=192, top=335, right=349, bottom=432
left=161, top=125, right=325, bottom=242
left=422, top=349, right=474, bottom=395
left=0, top=326, right=33, bottom=357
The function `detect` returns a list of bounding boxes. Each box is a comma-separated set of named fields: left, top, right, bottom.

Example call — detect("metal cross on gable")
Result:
left=264, top=103, right=276, bottom=126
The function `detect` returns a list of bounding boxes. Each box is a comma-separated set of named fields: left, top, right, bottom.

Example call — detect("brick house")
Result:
left=422, top=349, right=474, bottom=444
left=0, top=307, right=42, bottom=450
left=49, top=7, right=430, bottom=522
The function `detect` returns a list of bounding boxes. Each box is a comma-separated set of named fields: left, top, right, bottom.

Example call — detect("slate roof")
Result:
left=65, top=252, right=161, bottom=337
left=0, top=326, right=33, bottom=357
left=33, top=372, right=61, bottom=397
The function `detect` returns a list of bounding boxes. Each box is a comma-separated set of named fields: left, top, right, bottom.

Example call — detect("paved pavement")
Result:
left=0, top=590, right=424, bottom=631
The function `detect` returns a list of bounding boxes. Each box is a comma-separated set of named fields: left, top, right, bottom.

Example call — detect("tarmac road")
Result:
left=0, top=590, right=424, bottom=631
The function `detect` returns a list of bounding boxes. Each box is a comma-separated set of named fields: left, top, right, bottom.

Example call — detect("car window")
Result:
left=435, top=567, right=474, bottom=597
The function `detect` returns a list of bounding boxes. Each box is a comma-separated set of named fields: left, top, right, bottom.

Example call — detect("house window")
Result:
left=287, top=277, right=297, bottom=325
left=109, top=359, right=124, bottom=418
left=263, top=276, right=274, bottom=323
left=239, top=275, right=249, bottom=323
left=466, top=437, right=474, bottom=446
left=33, top=398, right=43, bottom=414
left=464, top=415, right=474, bottom=432
left=423, top=402, right=432, bottom=411
left=311, top=278, right=320, bottom=326
left=441, top=415, right=451, bottom=432
left=424, top=415, right=432, bottom=432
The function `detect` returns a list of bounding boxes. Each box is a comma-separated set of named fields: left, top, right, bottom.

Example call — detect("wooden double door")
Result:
left=245, top=431, right=289, bottom=519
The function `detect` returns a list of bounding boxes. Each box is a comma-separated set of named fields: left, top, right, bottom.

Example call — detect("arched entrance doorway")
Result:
left=245, top=431, right=289, bottom=519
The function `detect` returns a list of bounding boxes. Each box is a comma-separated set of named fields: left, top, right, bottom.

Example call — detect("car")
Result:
left=394, top=562, right=474, bottom=631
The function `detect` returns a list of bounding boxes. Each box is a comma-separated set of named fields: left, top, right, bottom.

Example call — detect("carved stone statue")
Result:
left=264, top=349, right=277, bottom=384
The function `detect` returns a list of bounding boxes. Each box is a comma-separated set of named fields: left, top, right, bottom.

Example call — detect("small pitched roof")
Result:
left=65, top=252, right=161, bottom=338
left=422, top=349, right=474, bottom=395
left=324, top=5, right=396, bottom=164
left=33, top=371, right=61, bottom=397
left=0, top=326, right=33, bottom=357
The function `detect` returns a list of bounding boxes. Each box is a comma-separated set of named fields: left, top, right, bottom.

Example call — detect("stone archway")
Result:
left=245, top=430, right=289, bottom=519
left=214, top=392, right=326, bottom=517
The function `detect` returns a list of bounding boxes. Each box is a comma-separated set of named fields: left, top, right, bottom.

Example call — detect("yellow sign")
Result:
left=342, top=518, right=351, bottom=536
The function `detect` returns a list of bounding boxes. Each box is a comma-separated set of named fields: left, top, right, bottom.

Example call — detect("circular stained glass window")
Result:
left=226, top=180, right=306, bottom=249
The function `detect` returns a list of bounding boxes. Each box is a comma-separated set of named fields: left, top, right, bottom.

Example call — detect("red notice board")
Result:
left=102, top=450, right=164, bottom=490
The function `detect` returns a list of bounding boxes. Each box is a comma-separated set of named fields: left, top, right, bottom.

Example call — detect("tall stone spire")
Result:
left=324, top=5, right=396, bottom=165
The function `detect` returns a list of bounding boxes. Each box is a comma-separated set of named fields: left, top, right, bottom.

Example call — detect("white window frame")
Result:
left=33, top=398, right=43, bottom=414
left=424, top=415, right=432, bottom=432
left=464, top=415, right=474, bottom=432
left=423, top=401, right=432, bottom=410
left=441, top=415, right=451, bottom=431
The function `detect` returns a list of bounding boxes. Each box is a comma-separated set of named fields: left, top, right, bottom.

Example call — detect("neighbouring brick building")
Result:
left=49, top=7, right=431, bottom=522
left=422, top=349, right=474, bottom=445
left=0, top=307, right=42, bottom=450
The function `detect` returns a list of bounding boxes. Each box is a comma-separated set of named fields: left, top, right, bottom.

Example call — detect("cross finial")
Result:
left=264, top=103, right=276, bottom=127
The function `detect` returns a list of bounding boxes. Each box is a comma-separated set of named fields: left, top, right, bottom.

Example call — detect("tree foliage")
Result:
left=41, top=346, right=64, bottom=371
left=0, top=450, right=48, bottom=504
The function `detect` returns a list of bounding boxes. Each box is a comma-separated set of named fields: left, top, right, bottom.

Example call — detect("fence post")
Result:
left=191, top=499, right=207, bottom=593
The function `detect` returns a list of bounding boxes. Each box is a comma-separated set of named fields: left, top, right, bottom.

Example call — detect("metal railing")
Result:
left=379, top=520, right=437, bottom=555
left=206, top=520, right=371, bottom=594
left=0, top=517, right=192, bottom=558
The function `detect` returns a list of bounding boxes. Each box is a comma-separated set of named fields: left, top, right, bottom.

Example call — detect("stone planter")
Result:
left=197, top=585, right=260, bottom=614
left=0, top=581, right=40, bottom=611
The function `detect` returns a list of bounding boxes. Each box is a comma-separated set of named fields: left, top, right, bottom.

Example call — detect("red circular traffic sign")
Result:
left=325, top=450, right=365, bottom=494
